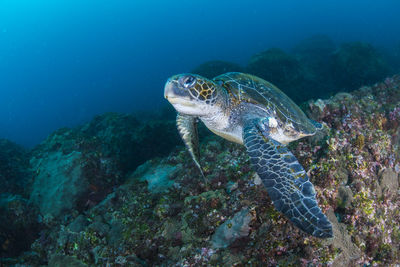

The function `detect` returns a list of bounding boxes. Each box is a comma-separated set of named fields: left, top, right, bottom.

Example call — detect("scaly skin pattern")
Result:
left=164, top=72, right=333, bottom=238
left=243, top=118, right=333, bottom=238
left=214, top=72, right=317, bottom=137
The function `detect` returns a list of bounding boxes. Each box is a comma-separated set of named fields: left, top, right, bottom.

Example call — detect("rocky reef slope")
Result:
left=1, top=76, right=400, bottom=266
left=192, top=36, right=398, bottom=104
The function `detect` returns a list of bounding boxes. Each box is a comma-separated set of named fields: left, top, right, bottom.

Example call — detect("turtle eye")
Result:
left=179, top=75, right=196, bottom=89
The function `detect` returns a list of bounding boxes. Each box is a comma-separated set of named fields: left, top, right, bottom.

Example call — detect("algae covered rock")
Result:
left=293, top=34, right=336, bottom=79
left=0, top=194, right=41, bottom=258
left=0, top=140, right=38, bottom=259
left=336, top=185, right=353, bottom=209
left=326, top=210, right=361, bottom=266
left=246, top=48, right=303, bottom=86
left=246, top=48, right=310, bottom=103
left=378, top=168, right=399, bottom=195
left=7, top=75, right=400, bottom=266
left=29, top=151, right=87, bottom=218
left=48, top=254, right=87, bottom=267
left=293, top=34, right=336, bottom=60
left=330, top=42, right=391, bottom=91
left=0, top=139, right=32, bottom=196
left=392, top=43, right=400, bottom=72
left=303, top=75, right=400, bottom=265
left=131, top=160, right=178, bottom=193
left=211, top=208, right=252, bottom=248
left=292, top=34, right=337, bottom=98
left=28, top=127, right=122, bottom=219
left=29, top=112, right=181, bottom=219
left=80, top=112, right=180, bottom=174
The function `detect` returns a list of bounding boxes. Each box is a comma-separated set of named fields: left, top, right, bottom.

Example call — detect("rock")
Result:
left=132, top=161, right=178, bottom=193
left=29, top=151, right=87, bottom=218
left=0, top=194, right=41, bottom=258
left=88, top=220, right=110, bottom=238
left=211, top=208, right=252, bottom=248
left=337, top=185, right=353, bottom=208
left=374, top=181, right=383, bottom=199
left=308, top=99, right=327, bottom=119
left=226, top=181, right=238, bottom=193
left=107, top=220, right=124, bottom=247
left=48, top=254, right=87, bottom=267
left=378, top=168, right=399, bottom=195
left=28, top=112, right=181, bottom=219
left=80, top=112, right=181, bottom=174
left=68, top=215, right=89, bottom=233
left=0, top=139, right=32, bottom=196
left=28, top=125, right=124, bottom=220
left=330, top=42, right=391, bottom=91
left=326, top=210, right=361, bottom=266
left=253, top=173, right=262, bottom=186
left=7, top=75, right=400, bottom=265
left=292, top=35, right=337, bottom=97
left=293, top=34, right=336, bottom=64
left=246, top=48, right=310, bottom=103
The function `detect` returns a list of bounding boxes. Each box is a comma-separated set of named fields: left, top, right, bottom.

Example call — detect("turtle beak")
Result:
left=164, top=78, right=187, bottom=104
left=164, top=80, right=169, bottom=100
left=164, top=78, right=174, bottom=100
left=164, top=77, right=198, bottom=115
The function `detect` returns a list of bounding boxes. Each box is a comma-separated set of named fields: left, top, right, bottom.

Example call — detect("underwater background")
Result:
left=0, top=0, right=400, bottom=147
left=1, top=0, right=400, bottom=266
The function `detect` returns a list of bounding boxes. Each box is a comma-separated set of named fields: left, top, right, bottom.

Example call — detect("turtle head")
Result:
left=164, top=73, right=223, bottom=116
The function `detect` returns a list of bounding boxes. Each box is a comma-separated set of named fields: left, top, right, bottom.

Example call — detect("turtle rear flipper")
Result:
left=243, top=118, right=333, bottom=238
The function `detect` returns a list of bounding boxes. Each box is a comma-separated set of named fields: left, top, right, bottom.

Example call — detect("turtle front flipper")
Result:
left=243, top=118, right=333, bottom=238
left=176, top=114, right=204, bottom=177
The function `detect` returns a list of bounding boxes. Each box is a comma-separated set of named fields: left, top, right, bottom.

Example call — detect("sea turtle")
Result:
left=164, top=72, right=333, bottom=238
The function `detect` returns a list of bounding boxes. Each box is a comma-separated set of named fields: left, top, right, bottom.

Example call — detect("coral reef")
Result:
left=191, top=60, right=244, bottom=79
left=304, top=75, right=400, bottom=265
left=2, top=75, right=400, bottom=266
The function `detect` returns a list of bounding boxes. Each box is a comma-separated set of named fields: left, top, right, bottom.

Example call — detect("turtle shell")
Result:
left=213, top=72, right=316, bottom=135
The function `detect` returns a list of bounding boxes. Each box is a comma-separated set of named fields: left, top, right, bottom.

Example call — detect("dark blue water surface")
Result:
left=1, top=0, right=400, bottom=147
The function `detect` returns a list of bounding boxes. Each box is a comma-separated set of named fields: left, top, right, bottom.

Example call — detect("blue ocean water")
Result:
left=0, top=0, right=400, bottom=147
